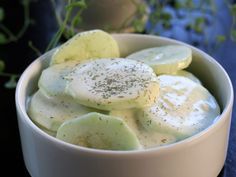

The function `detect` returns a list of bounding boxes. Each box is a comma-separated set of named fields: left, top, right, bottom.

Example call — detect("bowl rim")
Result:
left=15, top=33, right=234, bottom=156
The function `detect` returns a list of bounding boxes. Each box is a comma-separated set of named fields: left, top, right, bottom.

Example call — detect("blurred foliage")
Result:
left=0, top=60, right=5, bottom=72
left=0, top=0, right=236, bottom=89
left=0, top=0, right=31, bottom=88
left=46, top=0, right=87, bottom=51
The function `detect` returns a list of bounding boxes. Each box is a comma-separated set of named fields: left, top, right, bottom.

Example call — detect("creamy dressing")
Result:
left=28, top=90, right=104, bottom=132
left=29, top=58, right=220, bottom=149
left=64, top=58, right=159, bottom=110
left=28, top=35, right=221, bottom=150
left=109, top=109, right=177, bottom=148
left=138, top=75, right=220, bottom=139
left=29, top=59, right=220, bottom=149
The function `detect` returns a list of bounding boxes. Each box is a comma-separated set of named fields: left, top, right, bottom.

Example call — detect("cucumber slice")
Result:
left=38, top=60, right=79, bottom=97
left=109, top=109, right=176, bottom=148
left=50, top=30, right=120, bottom=65
left=109, top=109, right=139, bottom=131
left=28, top=90, right=101, bottom=132
left=127, top=45, right=192, bottom=74
left=169, top=70, right=201, bottom=84
left=65, top=58, right=159, bottom=110
left=137, top=75, right=220, bottom=139
left=56, top=112, right=141, bottom=150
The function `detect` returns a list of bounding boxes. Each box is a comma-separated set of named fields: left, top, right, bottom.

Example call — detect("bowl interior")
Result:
left=16, top=33, right=233, bottom=151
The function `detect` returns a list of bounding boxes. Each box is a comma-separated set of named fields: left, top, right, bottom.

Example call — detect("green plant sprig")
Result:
left=0, top=60, right=20, bottom=89
left=0, top=0, right=32, bottom=89
left=28, top=41, right=42, bottom=56
left=0, top=0, right=31, bottom=44
left=1, top=0, right=235, bottom=89
left=0, top=0, right=87, bottom=89
left=225, top=1, right=236, bottom=41
left=46, top=0, right=87, bottom=51
left=148, top=0, right=228, bottom=51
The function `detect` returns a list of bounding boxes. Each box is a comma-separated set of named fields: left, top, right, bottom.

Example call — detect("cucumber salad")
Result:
left=28, top=30, right=220, bottom=150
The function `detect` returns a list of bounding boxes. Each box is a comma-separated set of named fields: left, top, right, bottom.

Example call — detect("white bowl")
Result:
left=15, top=34, right=234, bottom=177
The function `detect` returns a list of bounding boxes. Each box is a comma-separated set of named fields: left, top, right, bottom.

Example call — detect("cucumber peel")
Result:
left=50, top=30, right=120, bottom=65
left=28, top=90, right=100, bottom=132
left=56, top=112, right=141, bottom=150
left=127, top=45, right=192, bottom=74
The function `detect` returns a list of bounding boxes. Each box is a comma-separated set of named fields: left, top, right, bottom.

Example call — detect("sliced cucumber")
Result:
left=65, top=58, right=159, bottom=110
left=109, top=109, right=176, bottom=148
left=127, top=45, right=192, bottom=74
left=50, top=30, right=120, bottom=65
left=28, top=90, right=101, bottom=132
left=137, top=75, right=220, bottom=139
left=169, top=70, right=201, bottom=84
left=56, top=112, right=141, bottom=150
left=38, top=60, right=79, bottom=97
left=109, top=109, right=139, bottom=131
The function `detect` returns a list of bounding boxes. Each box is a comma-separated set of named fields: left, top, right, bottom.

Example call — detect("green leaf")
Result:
left=174, top=2, right=183, bottom=9
left=193, top=26, right=203, bottom=33
left=161, top=12, right=172, bottom=21
left=72, top=14, right=82, bottom=27
left=192, top=17, right=205, bottom=33
left=0, top=33, right=7, bottom=44
left=149, top=0, right=157, bottom=6
left=0, top=7, right=4, bottom=21
left=66, top=0, right=87, bottom=11
left=150, top=10, right=161, bottom=25
left=204, top=0, right=212, bottom=6
left=21, top=0, right=30, bottom=6
left=231, top=29, right=236, bottom=41
left=0, top=60, right=5, bottom=72
left=4, top=76, right=17, bottom=89
left=162, top=21, right=172, bottom=29
left=137, top=4, right=146, bottom=14
left=195, top=17, right=205, bottom=25
left=185, top=0, right=194, bottom=9
left=231, top=4, right=236, bottom=16
left=133, top=19, right=145, bottom=32
left=216, top=35, right=226, bottom=43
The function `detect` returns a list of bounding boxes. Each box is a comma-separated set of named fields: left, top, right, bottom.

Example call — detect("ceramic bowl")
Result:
left=15, top=34, right=234, bottom=177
